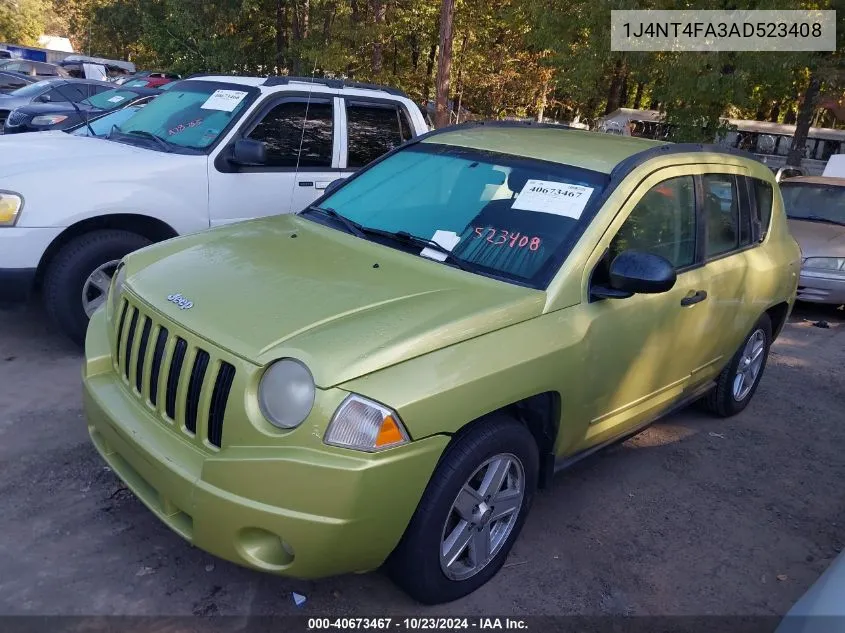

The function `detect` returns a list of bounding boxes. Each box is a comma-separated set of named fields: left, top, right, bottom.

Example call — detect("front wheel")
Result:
left=701, top=313, right=773, bottom=417
left=388, top=415, right=538, bottom=604
left=42, top=230, right=151, bottom=345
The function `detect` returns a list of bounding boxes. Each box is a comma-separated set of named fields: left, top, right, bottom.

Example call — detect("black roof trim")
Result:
left=609, top=142, right=765, bottom=181
left=262, top=75, right=407, bottom=97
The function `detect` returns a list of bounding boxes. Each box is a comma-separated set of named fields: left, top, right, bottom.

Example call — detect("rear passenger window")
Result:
left=609, top=175, right=696, bottom=269
left=753, top=179, right=774, bottom=239
left=248, top=99, right=334, bottom=168
left=702, top=174, right=741, bottom=257
left=346, top=102, right=413, bottom=168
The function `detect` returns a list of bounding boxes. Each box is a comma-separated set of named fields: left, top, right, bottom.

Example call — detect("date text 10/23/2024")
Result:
left=307, top=617, right=529, bottom=630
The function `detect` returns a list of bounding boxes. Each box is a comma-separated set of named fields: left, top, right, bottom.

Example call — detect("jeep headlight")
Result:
left=258, top=359, right=315, bottom=429
left=108, top=263, right=126, bottom=318
left=324, top=394, right=409, bottom=452
left=0, top=192, right=22, bottom=226
left=803, top=257, right=845, bottom=272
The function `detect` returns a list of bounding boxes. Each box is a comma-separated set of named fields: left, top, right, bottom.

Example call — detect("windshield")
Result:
left=109, top=80, right=257, bottom=152
left=308, top=143, right=609, bottom=288
left=781, top=183, right=845, bottom=225
left=6, top=80, right=51, bottom=98
left=71, top=105, right=143, bottom=137
left=81, top=88, right=137, bottom=110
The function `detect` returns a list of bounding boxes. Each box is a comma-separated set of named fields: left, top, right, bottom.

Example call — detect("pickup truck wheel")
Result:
left=43, top=230, right=151, bottom=345
left=388, top=414, right=538, bottom=604
left=701, top=313, right=772, bottom=417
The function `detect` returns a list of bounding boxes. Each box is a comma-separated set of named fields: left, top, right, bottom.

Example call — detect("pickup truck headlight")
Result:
left=803, top=257, right=845, bottom=271
left=0, top=192, right=22, bottom=226
left=31, top=114, right=68, bottom=126
left=324, top=394, right=409, bottom=452
left=258, top=359, right=315, bottom=429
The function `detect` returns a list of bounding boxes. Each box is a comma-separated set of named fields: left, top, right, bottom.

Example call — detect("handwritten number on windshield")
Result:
left=473, top=227, right=541, bottom=251
left=168, top=118, right=204, bottom=136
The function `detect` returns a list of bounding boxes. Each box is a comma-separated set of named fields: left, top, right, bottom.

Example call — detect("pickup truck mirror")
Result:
left=230, top=139, right=267, bottom=167
left=324, top=178, right=345, bottom=195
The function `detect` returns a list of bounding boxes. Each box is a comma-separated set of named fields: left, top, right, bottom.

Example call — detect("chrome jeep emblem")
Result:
left=167, top=293, right=194, bottom=310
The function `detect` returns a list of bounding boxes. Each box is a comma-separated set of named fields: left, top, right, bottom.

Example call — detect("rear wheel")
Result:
left=43, top=230, right=151, bottom=345
left=701, top=313, right=772, bottom=417
left=388, top=414, right=538, bottom=604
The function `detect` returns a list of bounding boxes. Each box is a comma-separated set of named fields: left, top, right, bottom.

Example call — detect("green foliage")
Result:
left=0, top=0, right=50, bottom=45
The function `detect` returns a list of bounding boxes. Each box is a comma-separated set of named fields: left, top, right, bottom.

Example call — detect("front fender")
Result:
left=339, top=308, right=589, bottom=457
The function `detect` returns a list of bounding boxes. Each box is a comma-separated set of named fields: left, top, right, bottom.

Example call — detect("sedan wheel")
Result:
left=82, top=259, right=121, bottom=317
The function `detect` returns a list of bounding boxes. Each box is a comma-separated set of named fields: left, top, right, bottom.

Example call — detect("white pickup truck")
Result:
left=0, top=75, right=429, bottom=343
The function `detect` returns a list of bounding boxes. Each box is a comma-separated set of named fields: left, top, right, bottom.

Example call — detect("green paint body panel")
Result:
left=83, top=127, right=800, bottom=578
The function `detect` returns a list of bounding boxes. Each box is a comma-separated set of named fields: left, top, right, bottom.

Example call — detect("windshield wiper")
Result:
left=308, top=205, right=366, bottom=238
left=124, top=129, right=173, bottom=153
left=788, top=214, right=845, bottom=227
left=305, top=206, right=476, bottom=272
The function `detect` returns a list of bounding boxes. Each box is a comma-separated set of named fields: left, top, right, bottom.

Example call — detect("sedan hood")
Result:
left=12, top=102, right=100, bottom=116
left=788, top=219, right=845, bottom=258
left=125, top=215, right=546, bottom=387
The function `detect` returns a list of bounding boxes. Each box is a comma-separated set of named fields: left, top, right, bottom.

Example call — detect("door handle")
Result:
left=680, top=290, right=708, bottom=307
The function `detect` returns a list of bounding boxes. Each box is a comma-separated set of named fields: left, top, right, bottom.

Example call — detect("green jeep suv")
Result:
left=83, top=123, right=801, bottom=604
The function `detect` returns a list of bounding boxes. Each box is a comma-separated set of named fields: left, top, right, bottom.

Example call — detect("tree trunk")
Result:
left=372, top=0, right=386, bottom=74
left=787, top=73, right=821, bottom=167
left=604, top=59, right=627, bottom=115
left=632, top=82, right=644, bottom=109
left=274, top=0, right=288, bottom=72
left=768, top=102, right=780, bottom=123
left=434, top=0, right=455, bottom=128
left=322, top=1, right=337, bottom=44
left=410, top=33, right=419, bottom=71
left=422, top=42, right=436, bottom=105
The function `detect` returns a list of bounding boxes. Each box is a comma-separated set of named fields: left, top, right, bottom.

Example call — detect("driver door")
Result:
left=574, top=169, right=714, bottom=449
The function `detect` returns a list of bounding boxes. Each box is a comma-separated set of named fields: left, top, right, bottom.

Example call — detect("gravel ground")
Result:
left=0, top=301, right=843, bottom=617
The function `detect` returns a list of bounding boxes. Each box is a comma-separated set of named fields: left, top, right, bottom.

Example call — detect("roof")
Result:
left=184, top=75, right=408, bottom=98
left=422, top=124, right=668, bottom=174
left=185, top=75, right=267, bottom=87
left=780, top=176, right=845, bottom=187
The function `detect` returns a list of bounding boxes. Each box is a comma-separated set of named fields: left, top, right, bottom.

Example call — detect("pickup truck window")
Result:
left=247, top=98, right=334, bottom=168
left=346, top=102, right=413, bottom=168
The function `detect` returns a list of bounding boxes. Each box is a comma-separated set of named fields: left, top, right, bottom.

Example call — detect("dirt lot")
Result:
left=0, top=301, right=843, bottom=617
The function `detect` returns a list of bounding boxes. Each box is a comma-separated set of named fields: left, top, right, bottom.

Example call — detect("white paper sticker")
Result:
left=200, top=89, right=248, bottom=112
left=107, top=95, right=125, bottom=103
left=512, top=179, right=594, bottom=219
left=421, top=230, right=461, bottom=262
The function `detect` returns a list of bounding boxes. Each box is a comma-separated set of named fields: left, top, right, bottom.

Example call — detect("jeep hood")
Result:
left=125, top=215, right=546, bottom=387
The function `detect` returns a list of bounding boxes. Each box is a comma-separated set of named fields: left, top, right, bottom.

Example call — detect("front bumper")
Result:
left=83, top=309, right=448, bottom=578
left=0, top=226, right=63, bottom=305
left=797, top=269, right=845, bottom=305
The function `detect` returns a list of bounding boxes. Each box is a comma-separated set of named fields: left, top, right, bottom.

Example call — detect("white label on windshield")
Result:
left=107, top=96, right=125, bottom=103
left=421, top=230, right=461, bottom=262
left=201, top=89, right=248, bottom=112
left=512, top=179, right=594, bottom=219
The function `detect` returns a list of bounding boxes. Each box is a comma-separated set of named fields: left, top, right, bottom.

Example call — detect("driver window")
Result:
left=608, top=175, right=696, bottom=269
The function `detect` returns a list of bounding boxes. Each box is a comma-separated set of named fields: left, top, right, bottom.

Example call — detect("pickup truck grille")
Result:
left=113, top=297, right=236, bottom=448
left=5, top=110, right=28, bottom=127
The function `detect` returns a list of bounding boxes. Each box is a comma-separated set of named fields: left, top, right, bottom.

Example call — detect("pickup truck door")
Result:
left=206, top=94, right=344, bottom=227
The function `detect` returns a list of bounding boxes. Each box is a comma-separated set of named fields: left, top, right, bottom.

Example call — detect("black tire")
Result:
left=701, top=313, right=772, bottom=417
left=42, top=230, right=151, bottom=345
left=387, top=414, right=539, bottom=604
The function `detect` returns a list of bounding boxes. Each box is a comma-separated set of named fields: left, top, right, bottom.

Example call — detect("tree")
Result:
left=0, top=0, right=49, bottom=45
left=434, top=0, right=455, bottom=127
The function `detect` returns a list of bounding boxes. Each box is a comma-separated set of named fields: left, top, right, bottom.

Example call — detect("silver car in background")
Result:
left=780, top=177, right=845, bottom=306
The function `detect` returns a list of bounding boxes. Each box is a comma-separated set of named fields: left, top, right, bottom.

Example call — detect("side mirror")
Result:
left=37, top=93, right=51, bottom=103
left=324, top=178, right=345, bottom=195
left=230, top=138, right=267, bottom=166
left=592, top=250, right=676, bottom=300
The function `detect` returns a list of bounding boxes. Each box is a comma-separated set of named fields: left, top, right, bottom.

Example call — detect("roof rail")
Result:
left=262, top=75, right=407, bottom=97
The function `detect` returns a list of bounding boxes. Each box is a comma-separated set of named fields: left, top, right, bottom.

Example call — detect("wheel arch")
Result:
left=443, top=391, right=561, bottom=490
left=765, top=301, right=790, bottom=341
left=35, top=213, right=178, bottom=285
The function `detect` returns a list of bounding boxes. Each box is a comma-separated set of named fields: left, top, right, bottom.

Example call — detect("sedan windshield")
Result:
left=71, top=105, right=143, bottom=137
left=306, top=143, right=609, bottom=288
left=108, top=80, right=257, bottom=152
left=6, top=80, right=51, bottom=98
left=81, top=89, right=138, bottom=110
left=781, top=183, right=845, bottom=226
